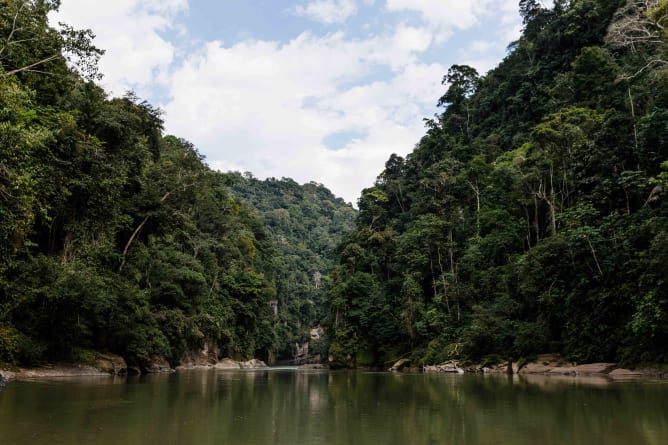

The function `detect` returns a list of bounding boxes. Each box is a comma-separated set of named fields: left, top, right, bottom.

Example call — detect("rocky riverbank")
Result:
left=176, top=358, right=268, bottom=370
left=0, top=354, right=269, bottom=386
left=393, top=353, right=668, bottom=379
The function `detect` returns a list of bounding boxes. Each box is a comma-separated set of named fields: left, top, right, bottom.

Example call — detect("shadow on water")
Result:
left=1, top=369, right=667, bottom=445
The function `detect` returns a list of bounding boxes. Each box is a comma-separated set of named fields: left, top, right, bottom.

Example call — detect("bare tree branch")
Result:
left=0, top=0, right=25, bottom=59
left=606, top=0, right=662, bottom=50
left=0, top=53, right=60, bottom=77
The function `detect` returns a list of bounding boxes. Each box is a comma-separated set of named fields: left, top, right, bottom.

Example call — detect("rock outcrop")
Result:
left=518, top=355, right=619, bottom=376
left=424, top=360, right=465, bottom=374
left=239, top=358, right=268, bottom=368
left=138, top=355, right=173, bottom=373
left=94, top=353, right=128, bottom=375
left=12, top=365, right=110, bottom=379
left=211, top=358, right=268, bottom=369
left=608, top=368, right=645, bottom=377
left=420, top=353, right=662, bottom=378
left=180, top=343, right=220, bottom=368
left=213, top=358, right=241, bottom=369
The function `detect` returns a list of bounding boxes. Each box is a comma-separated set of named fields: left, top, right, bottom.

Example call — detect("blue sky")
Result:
left=53, top=0, right=544, bottom=204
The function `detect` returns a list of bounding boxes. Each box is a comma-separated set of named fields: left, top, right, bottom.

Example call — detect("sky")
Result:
left=52, top=0, right=541, bottom=205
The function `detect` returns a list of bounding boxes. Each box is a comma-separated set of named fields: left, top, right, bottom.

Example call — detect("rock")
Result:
left=310, top=327, right=324, bottom=341
left=463, top=365, right=483, bottom=373
left=573, top=363, right=617, bottom=375
left=14, top=365, right=109, bottom=378
left=519, top=363, right=556, bottom=374
left=239, top=359, right=267, bottom=369
left=547, top=366, right=577, bottom=375
left=424, top=360, right=464, bottom=374
left=211, top=358, right=267, bottom=369
left=175, top=364, right=214, bottom=371
left=139, top=355, right=172, bottom=373
left=519, top=354, right=573, bottom=374
left=540, top=362, right=617, bottom=376
left=181, top=343, right=220, bottom=367
left=389, top=358, right=411, bottom=372
left=214, top=358, right=241, bottom=369
left=94, top=353, right=127, bottom=376
left=0, top=370, right=16, bottom=387
left=482, top=362, right=512, bottom=374
left=608, top=368, right=644, bottom=378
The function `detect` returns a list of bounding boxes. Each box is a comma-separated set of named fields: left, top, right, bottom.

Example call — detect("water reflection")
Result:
left=1, top=370, right=667, bottom=445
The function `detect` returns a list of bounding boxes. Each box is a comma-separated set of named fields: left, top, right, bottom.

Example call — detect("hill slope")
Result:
left=326, top=0, right=668, bottom=367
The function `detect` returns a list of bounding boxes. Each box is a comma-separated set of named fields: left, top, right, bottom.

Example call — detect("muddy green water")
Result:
left=1, top=369, right=666, bottom=445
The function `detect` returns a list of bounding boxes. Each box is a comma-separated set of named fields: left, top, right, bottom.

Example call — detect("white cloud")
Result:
left=162, top=26, right=445, bottom=204
left=294, top=0, right=358, bottom=25
left=386, top=0, right=523, bottom=48
left=51, top=0, right=188, bottom=97
left=386, top=0, right=480, bottom=30
left=50, top=0, right=526, bottom=204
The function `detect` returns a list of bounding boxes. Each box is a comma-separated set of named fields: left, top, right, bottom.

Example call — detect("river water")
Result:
left=1, top=369, right=666, bottom=445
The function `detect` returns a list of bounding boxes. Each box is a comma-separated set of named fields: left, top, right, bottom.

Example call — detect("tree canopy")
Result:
left=325, top=0, right=668, bottom=367
left=0, top=2, right=354, bottom=368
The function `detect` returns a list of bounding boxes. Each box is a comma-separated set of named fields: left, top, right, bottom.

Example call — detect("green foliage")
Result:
left=325, top=0, right=668, bottom=367
left=228, top=174, right=355, bottom=361
left=0, top=325, right=20, bottom=364
left=0, top=4, right=358, bottom=368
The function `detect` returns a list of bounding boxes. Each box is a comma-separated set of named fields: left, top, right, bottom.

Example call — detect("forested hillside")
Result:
left=326, top=0, right=668, bottom=367
left=228, top=174, right=356, bottom=360
left=0, top=1, right=353, bottom=369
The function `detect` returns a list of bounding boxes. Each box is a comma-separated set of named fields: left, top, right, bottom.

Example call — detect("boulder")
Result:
left=609, top=368, right=644, bottom=378
left=482, top=361, right=513, bottom=374
left=94, top=353, right=128, bottom=376
left=181, top=343, right=220, bottom=367
left=139, top=355, right=172, bottom=373
left=519, top=363, right=556, bottom=374
left=424, top=360, right=464, bottom=374
left=573, top=363, right=617, bottom=375
left=519, top=354, right=573, bottom=374
left=239, top=359, right=268, bottom=369
left=214, top=358, right=241, bottom=369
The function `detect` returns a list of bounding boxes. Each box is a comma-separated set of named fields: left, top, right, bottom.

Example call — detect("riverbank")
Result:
left=0, top=356, right=273, bottom=386
left=416, top=354, right=668, bottom=379
left=4, top=354, right=666, bottom=387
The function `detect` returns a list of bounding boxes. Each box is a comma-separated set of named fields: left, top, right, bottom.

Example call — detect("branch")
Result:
left=617, top=58, right=668, bottom=81
left=0, top=1, right=25, bottom=59
left=118, top=217, right=148, bottom=273
left=117, top=182, right=198, bottom=272
left=1, top=54, right=60, bottom=77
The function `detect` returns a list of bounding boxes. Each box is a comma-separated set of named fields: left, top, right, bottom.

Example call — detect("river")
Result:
left=1, top=369, right=666, bottom=445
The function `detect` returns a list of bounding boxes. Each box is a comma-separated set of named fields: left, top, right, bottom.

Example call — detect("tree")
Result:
left=0, top=0, right=103, bottom=80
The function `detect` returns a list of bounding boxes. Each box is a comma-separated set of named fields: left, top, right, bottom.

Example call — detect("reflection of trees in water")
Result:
left=0, top=371, right=667, bottom=444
